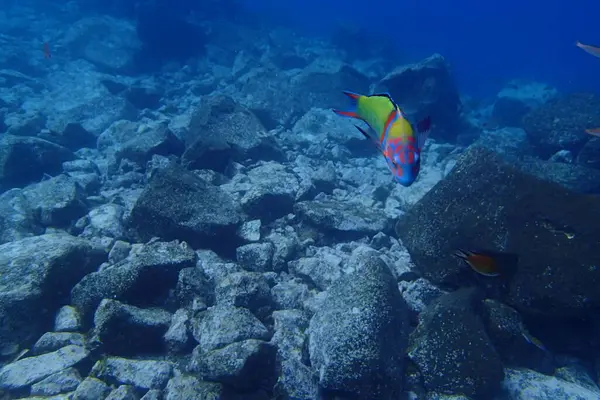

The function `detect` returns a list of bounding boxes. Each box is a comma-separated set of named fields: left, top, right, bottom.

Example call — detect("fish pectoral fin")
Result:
left=354, top=125, right=383, bottom=151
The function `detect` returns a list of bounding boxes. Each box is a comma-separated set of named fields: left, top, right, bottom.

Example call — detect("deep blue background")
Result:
left=242, top=0, right=600, bottom=98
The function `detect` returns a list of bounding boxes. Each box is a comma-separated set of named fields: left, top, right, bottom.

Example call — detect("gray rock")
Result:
left=238, top=219, right=261, bottom=242
left=33, top=332, right=87, bottom=355
left=174, top=267, right=213, bottom=309
left=108, top=240, right=132, bottom=264
left=63, top=159, right=100, bottom=175
left=55, top=306, right=82, bottom=332
left=576, top=137, right=600, bottom=170
left=189, top=339, right=277, bottom=392
left=0, top=134, right=74, bottom=189
left=71, top=239, right=195, bottom=322
left=191, top=304, right=270, bottom=353
left=239, top=162, right=304, bottom=222
left=30, top=367, right=82, bottom=396
left=106, top=385, right=139, bottom=400
left=294, top=197, right=393, bottom=242
left=72, top=377, right=111, bottom=400
left=374, top=53, right=463, bottom=142
left=127, top=165, right=243, bottom=256
left=398, top=278, right=446, bottom=315
left=90, top=357, right=173, bottom=390
left=395, top=145, right=600, bottom=318
left=271, top=310, right=318, bottom=399
left=81, top=204, right=127, bottom=240
left=516, top=159, right=600, bottom=194
left=164, top=375, right=223, bottom=400
left=265, top=229, right=300, bottom=272
left=140, top=389, right=162, bottom=400
left=308, top=256, right=409, bottom=399
left=475, top=127, right=535, bottom=161
left=0, top=345, right=89, bottom=390
left=0, top=234, right=104, bottom=349
left=39, top=122, right=97, bottom=151
left=0, top=188, right=43, bottom=244
left=215, top=271, right=273, bottom=319
left=236, top=242, right=274, bottom=272
left=116, top=123, right=184, bottom=166
left=502, top=368, right=600, bottom=399
left=271, top=278, right=312, bottom=310
left=181, top=95, right=283, bottom=172
left=93, top=299, right=172, bottom=356
left=288, top=246, right=348, bottom=291
left=409, top=289, right=504, bottom=398
left=164, top=308, right=193, bottom=354
left=20, top=174, right=88, bottom=227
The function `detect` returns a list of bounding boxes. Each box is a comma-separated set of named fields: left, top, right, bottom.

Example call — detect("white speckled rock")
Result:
left=502, top=368, right=600, bottom=400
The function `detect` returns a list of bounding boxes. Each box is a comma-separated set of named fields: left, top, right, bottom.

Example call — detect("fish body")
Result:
left=333, top=91, right=431, bottom=187
left=585, top=128, right=600, bottom=137
left=453, top=248, right=519, bottom=277
left=576, top=40, right=600, bottom=58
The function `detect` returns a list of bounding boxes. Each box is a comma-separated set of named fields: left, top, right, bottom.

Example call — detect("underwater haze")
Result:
left=1, top=0, right=600, bottom=399
left=244, top=0, right=600, bottom=97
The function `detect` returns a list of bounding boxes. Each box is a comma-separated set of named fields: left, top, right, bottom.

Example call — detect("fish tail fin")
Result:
left=333, top=90, right=364, bottom=119
left=416, top=116, right=431, bottom=150
left=453, top=248, right=471, bottom=260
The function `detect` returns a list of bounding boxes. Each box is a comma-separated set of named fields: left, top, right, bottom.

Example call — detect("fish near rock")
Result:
left=395, top=145, right=600, bottom=318
left=334, top=91, right=431, bottom=187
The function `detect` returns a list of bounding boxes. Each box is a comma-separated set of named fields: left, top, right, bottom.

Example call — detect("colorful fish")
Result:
left=576, top=41, right=600, bottom=58
left=585, top=128, right=600, bottom=137
left=333, top=91, right=431, bottom=187
left=453, top=248, right=519, bottom=277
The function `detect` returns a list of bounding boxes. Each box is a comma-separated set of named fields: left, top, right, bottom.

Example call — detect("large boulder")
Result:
left=0, top=234, right=105, bottom=352
left=308, top=256, right=409, bottom=399
left=181, top=95, right=284, bottom=172
left=127, top=165, right=243, bottom=257
left=395, top=145, right=600, bottom=318
left=373, top=54, right=463, bottom=142
left=491, top=81, right=557, bottom=128
left=522, top=93, right=600, bottom=158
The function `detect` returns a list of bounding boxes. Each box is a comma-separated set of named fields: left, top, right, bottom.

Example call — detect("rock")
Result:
left=0, top=345, right=89, bottom=390
left=214, top=271, right=273, bottom=319
left=116, top=123, right=184, bottom=166
left=398, top=278, right=446, bottom=315
left=72, top=377, right=111, bottom=400
left=191, top=304, right=270, bottom=353
left=125, top=83, right=163, bottom=110
left=502, top=368, right=600, bottom=399
left=92, top=299, right=172, bottom=356
left=81, top=204, right=127, bottom=240
left=21, top=174, right=88, bottom=227
left=492, top=81, right=557, bottom=128
left=308, top=256, right=409, bottom=399
left=91, top=357, right=172, bottom=391
left=108, top=240, right=132, bottom=264
left=516, top=158, right=600, bottom=194
left=576, top=137, right=600, bottom=170
left=395, top=145, right=600, bottom=318
left=408, top=289, right=504, bottom=398
left=64, top=16, right=140, bottom=72
left=236, top=242, right=274, bottom=272
left=30, top=367, right=82, bottom=397
left=55, top=306, right=82, bottom=332
left=38, top=122, right=97, bottom=151
left=374, top=54, right=463, bottom=142
left=294, top=197, right=394, bottom=242
left=164, top=309, right=193, bottom=354
left=0, top=234, right=105, bottom=349
left=0, top=134, right=74, bottom=189
left=271, top=278, right=312, bottom=311
left=271, top=310, right=318, bottom=399
left=238, top=219, right=261, bottom=242
left=0, top=188, right=43, bottom=244
left=164, top=375, right=223, bottom=400
left=71, top=239, right=196, bottom=323
left=33, top=332, right=87, bottom=355
left=522, top=93, right=600, bottom=158
left=239, top=162, right=305, bottom=222
left=189, top=339, right=277, bottom=392
left=105, top=385, right=139, bottom=400
left=127, top=165, right=243, bottom=256
left=288, top=246, right=347, bottom=291
left=474, top=127, right=536, bottom=161
left=182, top=95, right=283, bottom=172
left=174, top=267, right=213, bottom=309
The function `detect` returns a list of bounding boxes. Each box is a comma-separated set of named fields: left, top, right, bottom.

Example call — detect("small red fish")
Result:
left=43, top=42, right=51, bottom=59
left=453, top=248, right=519, bottom=277
left=585, top=128, right=600, bottom=137
left=576, top=41, right=600, bottom=58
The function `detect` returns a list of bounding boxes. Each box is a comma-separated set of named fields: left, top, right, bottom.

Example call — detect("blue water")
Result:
left=243, top=0, right=600, bottom=98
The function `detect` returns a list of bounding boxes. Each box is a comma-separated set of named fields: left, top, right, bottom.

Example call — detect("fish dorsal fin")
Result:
left=370, top=92, right=399, bottom=108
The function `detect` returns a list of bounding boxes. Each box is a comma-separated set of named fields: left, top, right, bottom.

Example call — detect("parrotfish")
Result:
left=453, top=248, right=519, bottom=277
left=333, top=91, right=431, bottom=187
left=576, top=41, right=600, bottom=58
